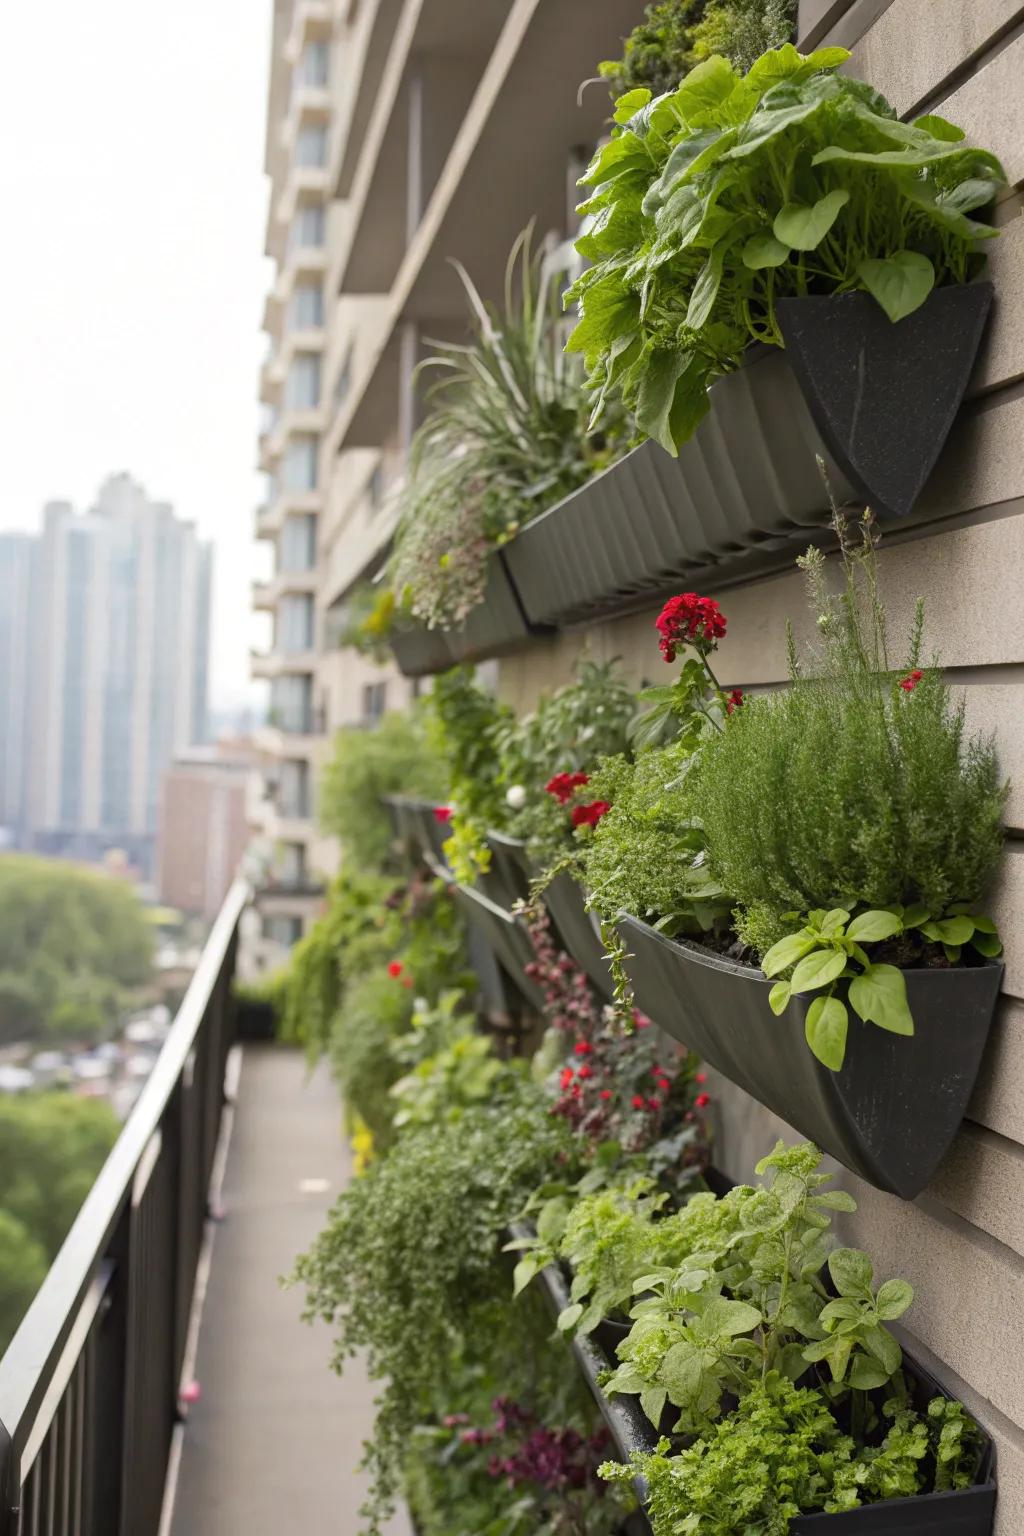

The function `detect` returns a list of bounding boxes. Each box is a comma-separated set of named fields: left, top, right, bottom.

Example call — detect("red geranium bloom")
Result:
left=899, top=669, right=924, bottom=693
left=633, top=1011, right=651, bottom=1030
left=655, top=593, right=727, bottom=663
left=545, top=771, right=590, bottom=804
left=695, top=1072, right=707, bottom=1085
left=574, top=1040, right=593, bottom=1056
left=630, top=1094, right=645, bottom=1110
left=577, top=1065, right=593, bottom=1080
left=571, top=800, right=611, bottom=829
left=387, top=961, right=403, bottom=978
left=559, top=1067, right=574, bottom=1089
left=695, top=1092, right=711, bottom=1109
left=433, top=805, right=453, bottom=823
left=647, top=1097, right=662, bottom=1112
left=726, top=688, right=744, bottom=714
left=599, top=1089, right=613, bottom=1101
left=656, top=1077, right=671, bottom=1092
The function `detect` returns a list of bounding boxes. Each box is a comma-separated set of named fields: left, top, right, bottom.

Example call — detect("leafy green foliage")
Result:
left=696, top=513, right=1007, bottom=957
left=600, top=0, right=794, bottom=99
left=577, top=740, right=731, bottom=937
left=390, top=994, right=510, bottom=1130
left=389, top=231, right=616, bottom=630
left=568, top=47, right=1004, bottom=451
left=293, top=1084, right=575, bottom=1532
left=0, top=1093, right=119, bottom=1350
left=319, top=710, right=444, bottom=869
left=0, top=855, right=153, bottom=1043
left=328, top=970, right=415, bottom=1149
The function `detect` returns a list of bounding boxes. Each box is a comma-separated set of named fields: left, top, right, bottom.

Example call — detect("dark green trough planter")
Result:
left=484, top=834, right=614, bottom=1000
left=449, top=881, right=546, bottom=1013
left=618, top=915, right=1003, bottom=1201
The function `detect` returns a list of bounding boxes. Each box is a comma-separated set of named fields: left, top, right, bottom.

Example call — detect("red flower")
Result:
left=571, top=800, right=611, bottom=829
left=695, top=1072, right=707, bottom=1085
left=656, top=1077, right=671, bottom=1092
left=647, top=1097, right=662, bottom=1112
left=655, top=593, right=727, bottom=663
left=695, top=1092, right=710, bottom=1109
left=726, top=688, right=744, bottom=714
left=899, top=669, right=924, bottom=693
left=577, top=1065, right=593, bottom=1080
left=574, top=1040, right=593, bottom=1056
left=631, top=1094, right=645, bottom=1110
left=599, top=1089, right=613, bottom=1101
left=433, top=805, right=453, bottom=823
left=559, top=1067, right=574, bottom=1089
left=633, top=1011, right=651, bottom=1030
left=387, top=961, right=403, bottom=978
left=545, top=771, right=590, bottom=804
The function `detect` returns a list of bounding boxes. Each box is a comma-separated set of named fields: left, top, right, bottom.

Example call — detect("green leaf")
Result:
left=512, top=1256, right=541, bottom=1296
left=861, top=1323, right=902, bottom=1375
left=745, top=44, right=848, bottom=95
left=804, top=994, right=848, bottom=1071
left=818, top=908, right=850, bottom=936
left=636, top=349, right=693, bottom=455
left=927, top=915, right=976, bottom=945
left=971, top=931, right=1003, bottom=958
left=613, top=87, right=652, bottom=125
left=698, top=1297, right=762, bottom=1339
left=686, top=247, right=725, bottom=330
left=639, top=1386, right=668, bottom=1427
left=813, top=139, right=968, bottom=171
left=846, top=910, right=902, bottom=946
left=857, top=251, right=935, bottom=322
left=902, top=904, right=931, bottom=928
left=829, top=1247, right=874, bottom=1298
left=848, top=963, right=914, bottom=1036
left=742, top=233, right=790, bottom=269
left=914, top=113, right=965, bottom=142
left=761, top=930, right=817, bottom=977
left=773, top=188, right=850, bottom=251
left=768, top=980, right=792, bottom=1016
left=557, top=1302, right=584, bottom=1332
left=790, top=947, right=848, bottom=993
left=849, top=1355, right=892, bottom=1390
left=812, top=1190, right=858, bottom=1212
left=876, top=1278, right=914, bottom=1320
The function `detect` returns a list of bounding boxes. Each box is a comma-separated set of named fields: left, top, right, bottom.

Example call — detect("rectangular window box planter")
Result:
left=390, top=558, right=550, bottom=677
left=485, top=834, right=615, bottom=1000
left=617, top=914, right=1002, bottom=1201
left=448, top=880, right=546, bottom=1014
left=503, top=284, right=991, bottom=631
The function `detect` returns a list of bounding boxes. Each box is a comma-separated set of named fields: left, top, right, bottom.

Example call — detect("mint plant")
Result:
left=567, top=45, right=1004, bottom=452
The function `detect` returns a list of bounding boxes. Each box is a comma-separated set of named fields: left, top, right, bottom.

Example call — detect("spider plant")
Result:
left=389, top=227, right=618, bottom=630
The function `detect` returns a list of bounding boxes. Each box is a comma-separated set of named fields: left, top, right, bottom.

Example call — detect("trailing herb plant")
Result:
left=319, top=708, right=445, bottom=869
left=389, top=230, right=617, bottom=632
left=568, top=45, right=1004, bottom=452
left=599, top=0, right=793, bottom=99
left=695, top=506, right=1006, bottom=1068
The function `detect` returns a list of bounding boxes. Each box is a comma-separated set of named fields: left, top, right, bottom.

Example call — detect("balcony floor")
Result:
left=169, top=1044, right=411, bottom=1535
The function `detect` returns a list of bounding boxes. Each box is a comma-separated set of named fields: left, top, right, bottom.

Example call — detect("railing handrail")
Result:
left=0, top=877, right=250, bottom=1453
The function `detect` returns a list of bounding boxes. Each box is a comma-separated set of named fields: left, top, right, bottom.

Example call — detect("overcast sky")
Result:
left=0, top=0, right=273, bottom=713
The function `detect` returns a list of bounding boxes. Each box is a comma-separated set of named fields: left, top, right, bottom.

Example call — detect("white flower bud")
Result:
left=505, top=784, right=527, bottom=810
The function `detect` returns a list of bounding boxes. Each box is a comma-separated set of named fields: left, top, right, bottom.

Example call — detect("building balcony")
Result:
left=276, top=163, right=330, bottom=226
left=254, top=714, right=325, bottom=756
left=256, top=487, right=323, bottom=540
left=285, top=0, right=332, bottom=64
left=253, top=569, right=318, bottom=613
left=281, top=85, right=332, bottom=152
left=249, top=646, right=318, bottom=683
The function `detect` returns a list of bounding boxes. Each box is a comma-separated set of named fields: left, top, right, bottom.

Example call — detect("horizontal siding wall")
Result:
left=497, top=8, right=1024, bottom=1531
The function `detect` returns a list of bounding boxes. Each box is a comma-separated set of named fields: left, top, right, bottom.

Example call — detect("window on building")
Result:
left=276, top=842, right=308, bottom=888
left=282, top=435, right=319, bottom=491
left=280, top=514, right=317, bottom=572
left=297, top=39, right=330, bottom=88
left=265, top=914, right=303, bottom=947
left=286, top=353, right=321, bottom=412
left=270, top=673, right=313, bottom=734
left=290, top=203, right=325, bottom=251
left=289, top=282, right=324, bottom=330
left=278, top=759, right=311, bottom=819
left=277, top=594, right=315, bottom=652
left=296, top=124, right=328, bottom=167
left=362, top=681, right=387, bottom=724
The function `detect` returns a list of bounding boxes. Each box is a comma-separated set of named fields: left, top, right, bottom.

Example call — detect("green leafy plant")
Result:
left=763, top=902, right=1002, bottom=1070
left=293, top=1083, right=575, bottom=1532
left=601, top=1376, right=980, bottom=1532
left=320, top=709, right=445, bottom=869
left=695, top=505, right=1007, bottom=993
left=389, top=230, right=616, bottom=631
left=599, top=0, right=794, bottom=100
left=390, top=993, right=511, bottom=1129
left=568, top=46, right=1004, bottom=452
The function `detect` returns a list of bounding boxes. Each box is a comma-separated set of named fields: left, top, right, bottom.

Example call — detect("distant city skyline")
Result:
left=0, top=0, right=274, bottom=712
left=0, top=475, right=212, bottom=879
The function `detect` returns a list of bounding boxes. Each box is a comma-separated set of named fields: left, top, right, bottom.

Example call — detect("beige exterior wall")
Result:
left=488, top=4, right=1024, bottom=1526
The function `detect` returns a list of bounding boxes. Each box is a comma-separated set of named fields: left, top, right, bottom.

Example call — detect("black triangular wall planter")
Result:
left=618, top=914, right=1002, bottom=1201
left=776, top=282, right=993, bottom=520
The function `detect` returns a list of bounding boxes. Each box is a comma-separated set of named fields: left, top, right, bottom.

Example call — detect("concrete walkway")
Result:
left=170, top=1045, right=411, bottom=1536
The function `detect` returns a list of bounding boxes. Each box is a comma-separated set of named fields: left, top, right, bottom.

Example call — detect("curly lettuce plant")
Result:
left=696, top=506, right=1006, bottom=1069
left=568, top=45, right=1004, bottom=452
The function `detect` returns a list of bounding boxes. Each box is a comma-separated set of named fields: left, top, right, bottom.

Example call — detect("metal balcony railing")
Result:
left=0, top=879, right=249, bottom=1536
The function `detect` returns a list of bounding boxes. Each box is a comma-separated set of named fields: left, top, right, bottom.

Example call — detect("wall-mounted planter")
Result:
left=449, top=881, right=546, bottom=1013
left=390, top=623, right=456, bottom=679
left=776, top=282, right=993, bottom=522
left=544, top=873, right=614, bottom=1001
left=504, top=347, right=853, bottom=629
left=381, top=794, right=450, bottom=869
left=389, top=556, right=549, bottom=677
left=618, top=915, right=1002, bottom=1200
